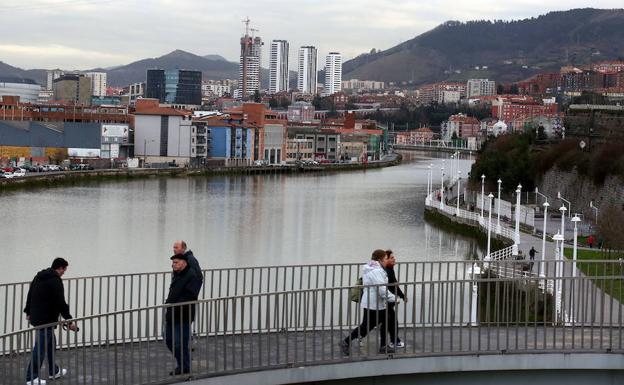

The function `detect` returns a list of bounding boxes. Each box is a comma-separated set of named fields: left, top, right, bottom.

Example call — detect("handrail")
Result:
left=2, top=267, right=622, bottom=384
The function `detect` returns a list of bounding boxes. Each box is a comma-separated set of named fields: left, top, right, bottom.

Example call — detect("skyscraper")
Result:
left=237, top=19, right=263, bottom=99
left=323, top=52, right=342, bottom=96
left=85, top=72, right=107, bottom=97
left=297, top=46, right=317, bottom=94
left=269, top=40, right=289, bottom=94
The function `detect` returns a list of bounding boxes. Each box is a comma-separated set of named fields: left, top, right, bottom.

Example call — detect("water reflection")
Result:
left=0, top=151, right=478, bottom=282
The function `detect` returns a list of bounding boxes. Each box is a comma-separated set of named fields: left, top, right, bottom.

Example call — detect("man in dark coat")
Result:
left=385, top=250, right=406, bottom=348
left=24, top=258, right=77, bottom=385
left=173, top=240, right=203, bottom=296
left=165, top=253, right=202, bottom=376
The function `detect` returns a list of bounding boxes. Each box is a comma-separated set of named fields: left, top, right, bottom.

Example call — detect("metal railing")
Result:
left=1, top=260, right=622, bottom=384
left=0, top=262, right=477, bottom=336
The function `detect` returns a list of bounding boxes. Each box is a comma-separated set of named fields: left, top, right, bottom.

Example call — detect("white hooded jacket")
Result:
left=360, top=260, right=396, bottom=310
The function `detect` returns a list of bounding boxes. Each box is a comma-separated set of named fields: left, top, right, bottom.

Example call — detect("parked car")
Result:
left=12, top=168, right=26, bottom=177
left=48, top=164, right=61, bottom=171
left=0, top=171, right=14, bottom=179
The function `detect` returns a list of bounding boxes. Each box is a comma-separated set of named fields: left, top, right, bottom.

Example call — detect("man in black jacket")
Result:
left=173, top=240, right=203, bottom=297
left=385, top=250, right=406, bottom=348
left=165, top=253, right=202, bottom=376
left=24, top=258, right=77, bottom=385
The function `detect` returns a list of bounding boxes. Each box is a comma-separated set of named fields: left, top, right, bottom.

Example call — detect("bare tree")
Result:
left=597, top=203, right=624, bottom=255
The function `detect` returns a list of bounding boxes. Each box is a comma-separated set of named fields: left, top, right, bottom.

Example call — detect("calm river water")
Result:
left=0, top=151, right=477, bottom=283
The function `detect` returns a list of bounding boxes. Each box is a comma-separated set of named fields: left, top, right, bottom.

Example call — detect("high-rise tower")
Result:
left=269, top=40, right=289, bottom=94
left=297, top=46, right=317, bottom=94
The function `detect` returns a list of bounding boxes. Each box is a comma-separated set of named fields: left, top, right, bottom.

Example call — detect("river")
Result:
left=0, top=151, right=477, bottom=283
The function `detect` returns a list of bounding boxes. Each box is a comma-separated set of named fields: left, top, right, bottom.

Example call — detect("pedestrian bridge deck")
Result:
left=2, top=326, right=623, bottom=385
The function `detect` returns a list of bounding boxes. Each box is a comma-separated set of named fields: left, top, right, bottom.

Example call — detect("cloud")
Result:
left=0, top=0, right=621, bottom=70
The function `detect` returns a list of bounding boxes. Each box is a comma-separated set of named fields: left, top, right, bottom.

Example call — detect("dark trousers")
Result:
left=387, top=303, right=401, bottom=344
left=345, top=308, right=397, bottom=347
left=165, top=321, right=191, bottom=372
left=26, top=327, right=59, bottom=381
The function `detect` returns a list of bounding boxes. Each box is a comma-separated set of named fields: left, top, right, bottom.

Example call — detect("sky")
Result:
left=0, top=0, right=622, bottom=70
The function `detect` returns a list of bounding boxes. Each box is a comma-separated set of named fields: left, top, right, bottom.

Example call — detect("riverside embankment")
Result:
left=0, top=153, right=402, bottom=192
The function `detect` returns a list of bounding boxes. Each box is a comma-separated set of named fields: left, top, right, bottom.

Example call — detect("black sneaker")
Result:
left=339, top=340, right=350, bottom=356
left=379, top=345, right=395, bottom=354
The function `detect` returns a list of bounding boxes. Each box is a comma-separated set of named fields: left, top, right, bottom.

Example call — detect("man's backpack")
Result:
left=349, top=277, right=363, bottom=302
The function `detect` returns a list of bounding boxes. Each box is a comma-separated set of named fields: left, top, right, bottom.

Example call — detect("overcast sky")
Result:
left=0, top=0, right=622, bottom=70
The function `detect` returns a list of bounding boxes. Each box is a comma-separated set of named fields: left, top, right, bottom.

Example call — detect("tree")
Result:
left=253, top=90, right=261, bottom=103
left=597, top=203, right=624, bottom=255
left=279, top=96, right=291, bottom=108
left=50, top=148, right=67, bottom=164
left=269, top=97, right=278, bottom=109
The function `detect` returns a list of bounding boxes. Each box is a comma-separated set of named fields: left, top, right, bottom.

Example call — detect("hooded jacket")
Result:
left=165, top=264, right=202, bottom=324
left=183, top=250, right=203, bottom=296
left=360, top=260, right=396, bottom=310
left=24, top=268, right=72, bottom=326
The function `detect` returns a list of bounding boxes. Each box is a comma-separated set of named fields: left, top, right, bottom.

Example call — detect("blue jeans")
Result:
left=26, top=327, right=59, bottom=381
left=165, top=321, right=191, bottom=372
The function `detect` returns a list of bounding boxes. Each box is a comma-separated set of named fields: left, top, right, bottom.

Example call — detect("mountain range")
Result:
left=0, top=8, right=623, bottom=89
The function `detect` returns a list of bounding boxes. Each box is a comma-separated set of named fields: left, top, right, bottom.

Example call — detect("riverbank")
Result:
left=0, top=153, right=402, bottom=192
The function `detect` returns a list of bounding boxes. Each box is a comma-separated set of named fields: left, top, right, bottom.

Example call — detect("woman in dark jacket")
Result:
left=385, top=250, right=406, bottom=348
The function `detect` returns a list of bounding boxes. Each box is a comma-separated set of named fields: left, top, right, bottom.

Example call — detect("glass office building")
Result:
left=146, top=69, right=202, bottom=105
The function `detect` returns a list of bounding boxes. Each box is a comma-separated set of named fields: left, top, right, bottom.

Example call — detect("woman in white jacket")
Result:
left=341, top=249, right=397, bottom=355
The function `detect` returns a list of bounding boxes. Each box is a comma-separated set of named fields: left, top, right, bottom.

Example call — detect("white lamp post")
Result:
left=513, top=184, right=522, bottom=255
left=558, top=192, right=571, bottom=218
left=496, top=179, right=502, bottom=234
left=450, top=154, right=455, bottom=182
left=486, top=193, right=494, bottom=260
left=440, top=167, right=445, bottom=210
left=540, top=201, right=549, bottom=278
left=590, top=201, right=599, bottom=224
left=571, top=215, right=581, bottom=278
left=456, top=171, right=462, bottom=216
left=559, top=205, right=567, bottom=261
left=480, top=174, right=486, bottom=222
left=553, top=231, right=564, bottom=322
left=426, top=164, right=432, bottom=204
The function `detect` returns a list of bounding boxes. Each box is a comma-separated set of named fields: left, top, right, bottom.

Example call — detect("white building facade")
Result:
left=297, top=46, right=317, bottom=94
left=269, top=40, right=289, bottom=94
left=85, top=72, right=107, bottom=97
left=323, top=52, right=342, bottom=96
left=466, top=79, right=496, bottom=98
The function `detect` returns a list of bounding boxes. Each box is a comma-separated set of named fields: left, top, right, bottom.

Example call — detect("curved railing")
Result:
left=1, top=261, right=622, bottom=384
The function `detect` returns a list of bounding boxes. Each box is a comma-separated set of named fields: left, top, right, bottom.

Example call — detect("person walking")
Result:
left=165, top=253, right=203, bottom=376
left=385, top=250, right=406, bottom=348
left=173, top=240, right=203, bottom=291
left=529, top=246, right=538, bottom=271
left=24, top=258, right=77, bottom=385
left=587, top=235, right=595, bottom=249
left=340, top=249, right=397, bottom=355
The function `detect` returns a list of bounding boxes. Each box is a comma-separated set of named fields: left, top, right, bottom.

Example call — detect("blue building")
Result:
left=145, top=69, right=202, bottom=106
left=193, top=115, right=256, bottom=165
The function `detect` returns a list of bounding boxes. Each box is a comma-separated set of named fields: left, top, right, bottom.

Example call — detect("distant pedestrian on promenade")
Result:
left=24, top=258, right=77, bottom=385
left=385, top=250, right=406, bottom=348
left=529, top=247, right=538, bottom=270
left=165, top=254, right=203, bottom=376
left=173, top=240, right=203, bottom=292
left=340, top=249, right=397, bottom=356
left=588, top=235, right=595, bottom=249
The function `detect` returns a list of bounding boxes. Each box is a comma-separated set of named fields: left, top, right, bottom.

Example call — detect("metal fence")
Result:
left=1, top=260, right=623, bottom=384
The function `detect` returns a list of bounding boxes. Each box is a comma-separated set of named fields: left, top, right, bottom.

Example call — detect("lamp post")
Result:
left=553, top=231, right=564, bottom=322
left=480, top=174, right=485, bottom=222
left=559, top=205, right=567, bottom=261
left=590, top=201, right=599, bottom=224
left=571, top=214, right=581, bottom=279
left=486, top=193, right=494, bottom=260
left=557, top=192, right=571, bottom=218
left=540, top=201, right=549, bottom=278
left=496, top=178, right=502, bottom=234
left=456, top=171, right=462, bottom=216
left=450, top=154, right=455, bottom=182
left=513, top=184, right=522, bottom=255
left=440, top=167, right=445, bottom=210
left=426, top=164, right=432, bottom=204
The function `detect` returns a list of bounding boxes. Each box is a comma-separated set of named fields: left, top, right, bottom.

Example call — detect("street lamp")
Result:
left=440, top=167, right=445, bottom=210
left=540, top=201, right=549, bottom=278
left=590, top=201, right=599, bottom=224
left=450, top=154, right=455, bottom=182
left=559, top=205, right=567, bottom=261
left=496, top=179, right=502, bottom=234
left=557, top=192, right=571, bottom=218
left=553, top=231, right=565, bottom=322
left=480, top=174, right=486, bottom=221
left=486, top=193, right=494, bottom=260
left=513, top=184, right=522, bottom=255
left=456, top=171, right=462, bottom=216
left=535, top=187, right=549, bottom=205
left=571, top=215, right=581, bottom=279
left=426, top=164, right=432, bottom=204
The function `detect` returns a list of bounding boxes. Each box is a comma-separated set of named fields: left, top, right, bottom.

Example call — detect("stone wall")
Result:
left=537, top=167, right=624, bottom=220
